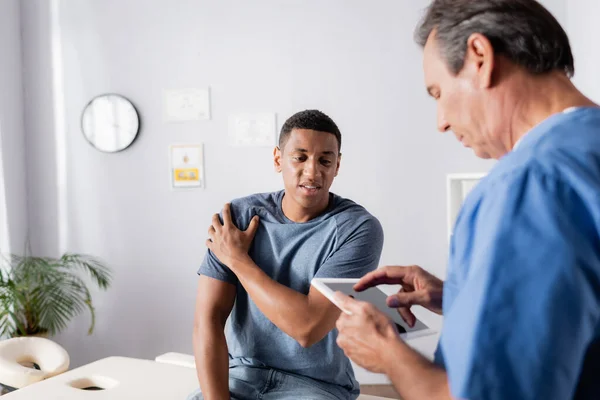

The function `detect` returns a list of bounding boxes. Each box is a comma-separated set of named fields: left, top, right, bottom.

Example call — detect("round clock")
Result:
left=81, top=94, right=140, bottom=152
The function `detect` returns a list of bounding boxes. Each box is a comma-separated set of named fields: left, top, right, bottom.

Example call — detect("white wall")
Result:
left=539, top=0, right=566, bottom=26
left=18, top=0, right=499, bottom=370
left=565, top=0, right=600, bottom=103
left=0, top=0, right=28, bottom=255
left=20, top=0, right=61, bottom=258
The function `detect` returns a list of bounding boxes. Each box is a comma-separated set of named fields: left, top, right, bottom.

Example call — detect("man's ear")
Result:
left=335, top=153, right=341, bottom=177
left=274, top=146, right=282, bottom=173
left=465, top=33, right=495, bottom=89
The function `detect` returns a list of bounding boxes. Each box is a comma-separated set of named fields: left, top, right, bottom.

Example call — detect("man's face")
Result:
left=423, top=33, right=496, bottom=159
left=274, top=128, right=340, bottom=211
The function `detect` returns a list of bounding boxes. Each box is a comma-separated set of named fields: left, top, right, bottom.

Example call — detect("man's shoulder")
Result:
left=484, top=131, right=600, bottom=197
left=330, top=194, right=382, bottom=233
left=463, top=134, right=600, bottom=224
left=228, top=191, right=281, bottom=225
left=513, top=108, right=600, bottom=178
left=473, top=108, right=600, bottom=195
left=230, top=191, right=280, bottom=209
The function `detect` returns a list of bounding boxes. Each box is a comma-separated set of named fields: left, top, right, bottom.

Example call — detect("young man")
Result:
left=335, top=1, right=600, bottom=399
left=188, top=110, right=384, bottom=400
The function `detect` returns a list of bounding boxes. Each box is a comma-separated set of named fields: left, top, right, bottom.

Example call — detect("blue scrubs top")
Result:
left=436, top=108, right=600, bottom=399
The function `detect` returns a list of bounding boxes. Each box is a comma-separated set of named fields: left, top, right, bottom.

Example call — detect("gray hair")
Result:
left=415, top=0, right=574, bottom=78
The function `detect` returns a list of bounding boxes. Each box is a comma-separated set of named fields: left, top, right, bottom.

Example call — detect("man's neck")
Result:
left=281, top=193, right=330, bottom=223
left=507, top=71, right=597, bottom=151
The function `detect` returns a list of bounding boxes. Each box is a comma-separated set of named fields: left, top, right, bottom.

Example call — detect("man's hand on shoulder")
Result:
left=207, top=203, right=260, bottom=270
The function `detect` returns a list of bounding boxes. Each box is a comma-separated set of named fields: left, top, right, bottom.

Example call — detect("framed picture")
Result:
left=170, top=144, right=204, bottom=189
left=164, top=88, right=210, bottom=122
left=228, top=112, right=277, bottom=147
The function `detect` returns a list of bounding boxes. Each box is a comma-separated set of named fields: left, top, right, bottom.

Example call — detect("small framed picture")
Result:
left=164, top=88, right=211, bottom=122
left=170, top=144, right=204, bottom=189
left=228, top=112, right=277, bottom=147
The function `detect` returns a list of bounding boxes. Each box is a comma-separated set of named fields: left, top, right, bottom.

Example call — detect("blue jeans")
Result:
left=186, top=365, right=357, bottom=400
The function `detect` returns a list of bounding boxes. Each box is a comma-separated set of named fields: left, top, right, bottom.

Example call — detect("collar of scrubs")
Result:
left=512, top=106, right=581, bottom=150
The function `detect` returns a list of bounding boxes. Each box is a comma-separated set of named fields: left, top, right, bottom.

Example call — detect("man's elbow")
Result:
left=193, top=324, right=209, bottom=350
left=193, top=316, right=225, bottom=344
left=295, top=338, right=312, bottom=348
left=297, top=336, right=314, bottom=348
left=193, top=323, right=204, bottom=342
left=296, top=327, right=327, bottom=348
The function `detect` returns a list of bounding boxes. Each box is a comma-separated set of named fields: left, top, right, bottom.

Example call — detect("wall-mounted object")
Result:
left=81, top=94, right=140, bottom=153
left=170, top=144, right=204, bottom=189
left=164, top=88, right=210, bottom=122
left=228, top=113, right=276, bottom=147
left=446, top=173, right=486, bottom=240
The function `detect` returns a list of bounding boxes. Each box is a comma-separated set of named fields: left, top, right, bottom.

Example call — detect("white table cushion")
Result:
left=0, top=337, right=69, bottom=389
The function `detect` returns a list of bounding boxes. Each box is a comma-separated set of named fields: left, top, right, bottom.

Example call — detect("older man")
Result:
left=335, top=1, right=600, bottom=399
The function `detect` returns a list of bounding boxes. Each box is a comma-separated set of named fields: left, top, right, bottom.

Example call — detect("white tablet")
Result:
left=311, top=278, right=436, bottom=340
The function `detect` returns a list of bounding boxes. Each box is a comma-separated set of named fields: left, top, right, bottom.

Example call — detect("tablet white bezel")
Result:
left=311, top=277, right=437, bottom=341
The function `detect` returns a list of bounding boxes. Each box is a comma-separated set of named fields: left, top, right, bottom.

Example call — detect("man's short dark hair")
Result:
left=415, top=0, right=574, bottom=78
left=279, top=110, right=342, bottom=153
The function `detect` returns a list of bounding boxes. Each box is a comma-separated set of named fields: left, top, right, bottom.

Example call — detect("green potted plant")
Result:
left=0, top=253, right=112, bottom=337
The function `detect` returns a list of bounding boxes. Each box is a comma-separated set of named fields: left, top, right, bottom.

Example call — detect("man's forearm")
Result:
left=231, top=257, right=325, bottom=346
left=383, top=339, right=451, bottom=400
left=194, top=326, right=229, bottom=400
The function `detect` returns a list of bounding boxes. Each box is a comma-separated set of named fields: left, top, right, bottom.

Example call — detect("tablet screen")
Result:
left=324, top=282, right=429, bottom=334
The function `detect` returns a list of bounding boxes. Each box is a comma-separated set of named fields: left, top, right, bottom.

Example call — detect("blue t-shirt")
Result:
left=436, top=107, right=600, bottom=399
left=198, top=190, right=384, bottom=394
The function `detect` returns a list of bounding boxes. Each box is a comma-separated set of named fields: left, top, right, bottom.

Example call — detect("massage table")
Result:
left=2, top=352, right=394, bottom=399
